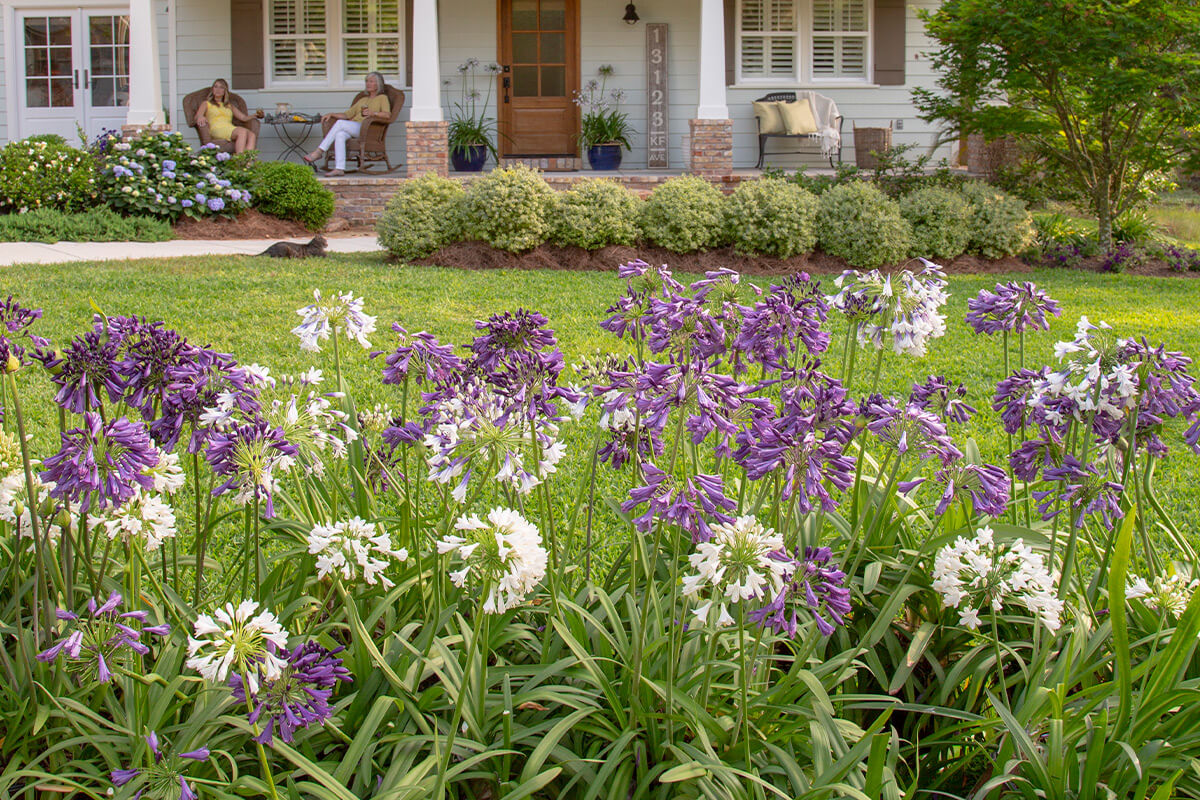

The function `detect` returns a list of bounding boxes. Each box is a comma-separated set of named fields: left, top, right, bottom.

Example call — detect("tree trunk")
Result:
left=1095, top=187, right=1113, bottom=251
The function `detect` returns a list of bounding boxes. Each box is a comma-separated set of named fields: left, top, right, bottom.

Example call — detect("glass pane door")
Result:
left=17, top=11, right=81, bottom=139
left=84, top=13, right=131, bottom=139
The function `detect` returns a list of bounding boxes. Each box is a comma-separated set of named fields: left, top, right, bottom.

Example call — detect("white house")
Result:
left=0, top=0, right=952, bottom=174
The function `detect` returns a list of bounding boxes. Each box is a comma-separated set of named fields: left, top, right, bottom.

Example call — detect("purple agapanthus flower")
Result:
left=40, top=413, right=158, bottom=512
left=205, top=418, right=297, bottom=517
left=993, top=368, right=1051, bottom=435
left=734, top=274, right=831, bottom=371
left=109, top=316, right=192, bottom=421
left=622, top=462, right=736, bottom=542
left=469, top=309, right=558, bottom=375
left=37, top=591, right=170, bottom=683
left=750, top=546, right=851, bottom=637
left=910, top=375, right=976, bottom=424
left=229, top=641, right=352, bottom=744
left=633, top=359, right=749, bottom=456
left=965, top=281, right=1061, bottom=335
left=153, top=346, right=259, bottom=451
left=902, top=462, right=1009, bottom=517
left=1032, top=455, right=1123, bottom=529
left=1118, top=337, right=1200, bottom=456
left=0, top=295, right=45, bottom=370
left=645, top=292, right=727, bottom=361
left=378, top=323, right=463, bottom=385
left=860, top=395, right=962, bottom=465
left=111, top=731, right=210, bottom=800
left=1009, top=433, right=1064, bottom=482
left=38, top=328, right=126, bottom=414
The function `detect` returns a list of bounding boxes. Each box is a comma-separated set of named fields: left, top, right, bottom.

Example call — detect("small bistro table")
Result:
left=263, top=114, right=319, bottom=162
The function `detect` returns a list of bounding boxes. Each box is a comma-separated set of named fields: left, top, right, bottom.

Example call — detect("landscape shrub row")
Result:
left=376, top=165, right=1035, bottom=267
left=0, top=132, right=334, bottom=238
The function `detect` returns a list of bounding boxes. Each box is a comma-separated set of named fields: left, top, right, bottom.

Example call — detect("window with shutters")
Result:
left=267, top=0, right=402, bottom=87
left=736, top=0, right=871, bottom=83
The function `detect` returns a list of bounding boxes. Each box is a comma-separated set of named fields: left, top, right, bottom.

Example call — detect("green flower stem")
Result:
left=7, top=372, right=51, bottom=642
left=192, top=449, right=205, bottom=603
left=989, top=608, right=1007, bottom=705
left=241, top=670, right=283, bottom=800
left=736, top=610, right=753, bottom=773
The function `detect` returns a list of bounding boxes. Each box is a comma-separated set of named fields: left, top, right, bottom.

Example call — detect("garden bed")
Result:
left=172, top=208, right=314, bottom=240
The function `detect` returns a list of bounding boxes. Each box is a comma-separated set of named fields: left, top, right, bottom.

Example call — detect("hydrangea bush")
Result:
left=100, top=130, right=252, bottom=220
left=5, top=262, right=1200, bottom=800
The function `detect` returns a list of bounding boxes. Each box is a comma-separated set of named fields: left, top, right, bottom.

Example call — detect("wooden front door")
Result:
left=498, top=0, right=579, bottom=156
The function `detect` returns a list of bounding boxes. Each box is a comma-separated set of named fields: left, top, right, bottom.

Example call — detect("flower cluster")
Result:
left=437, top=507, right=548, bottom=613
left=0, top=294, right=47, bottom=370
left=965, top=281, right=1061, bottom=335
left=231, top=641, right=352, bottom=744
left=932, top=525, right=1063, bottom=632
left=111, top=731, right=211, bottom=800
left=37, top=592, right=170, bottom=683
left=100, top=130, right=251, bottom=220
left=40, top=412, right=159, bottom=513
left=750, top=546, right=852, bottom=637
left=1127, top=571, right=1199, bottom=618
left=307, top=517, right=409, bottom=586
left=830, top=263, right=949, bottom=357
left=682, top=516, right=787, bottom=627
left=186, top=600, right=290, bottom=693
left=292, top=290, right=377, bottom=353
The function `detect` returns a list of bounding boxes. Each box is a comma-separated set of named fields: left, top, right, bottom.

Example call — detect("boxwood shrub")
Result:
left=461, top=165, right=557, bottom=252
left=815, top=181, right=910, bottom=268
left=960, top=180, right=1034, bottom=258
left=640, top=175, right=727, bottom=253
left=552, top=179, right=641, bottom=249
left=250, top=162, right=336, bottom=230
left=900, top=186, right=973, bottom=260
left=724, top=178, right=818, bottom=257
left=377, top=174, right=465, bottom=261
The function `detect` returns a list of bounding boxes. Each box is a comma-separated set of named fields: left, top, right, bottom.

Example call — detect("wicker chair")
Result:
left=182, top=88, right=260, bottom=153
left=320, top=85, right=406, bottom=173
left=754, top=91, right=843, bottom=170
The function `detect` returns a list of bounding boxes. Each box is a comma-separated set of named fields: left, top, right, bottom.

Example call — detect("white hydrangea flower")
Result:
left=100, top=490, right=177, bottom=551
left=291, top=290, right=377, bottom=353
left=681, top=515, right=788, bottom=628
left=186, top=600, right=289, bottom=693
left=437, top=507, right=547, bottom=614
left=307, top=517, right=409, bottom=587
left=932, top=524, right=1063, bottom=633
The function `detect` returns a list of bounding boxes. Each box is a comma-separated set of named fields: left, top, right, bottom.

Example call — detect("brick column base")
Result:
left=121, top=123, right=171, bottom=139
left=688, top=118, right=733, bottom=177
left=406, top=121, right=449, bottom=177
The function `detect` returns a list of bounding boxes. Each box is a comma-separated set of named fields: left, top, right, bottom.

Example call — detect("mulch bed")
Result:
left=411, top=241, right=1195, bottom=277
left=173, top=210, right=315, bottom=240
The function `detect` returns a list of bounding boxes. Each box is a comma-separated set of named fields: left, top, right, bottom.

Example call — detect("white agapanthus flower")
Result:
left=437, top=507, right=548, bottom=614
left=100, top=490, right=177, bottom=551
left=186, top=600, right=289, bottom=693
left=0, top=430, right=20, bottom=476
left=1127, top=571, right=1199, bottom=619
left=932, top=524, right=1063, bottom=633
left=267, top=390, right=357, bottom=476
left=0, top=472, right=65, bottom=543
left=682, top=515, right=788, bottom=628
left=307, top=517, right=409, bottom=587
left=1031, top=316, right=1137, bottom=426
left=291, top=290, right=377, bottom=353
left=829, top=261, right=949, bottom=357
left=144, top=450, right=186, bottom=495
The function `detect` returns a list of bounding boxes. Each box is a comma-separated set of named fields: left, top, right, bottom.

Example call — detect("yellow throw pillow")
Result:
left=752, top=101, right=784, bottom=135
left=779, top=99, right=818, bottom=135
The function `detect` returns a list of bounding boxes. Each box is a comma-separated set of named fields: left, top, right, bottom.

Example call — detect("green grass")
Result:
left=9, top=253, right=1200, bottom=539
left=1147, top=204, right=1200, bottom=246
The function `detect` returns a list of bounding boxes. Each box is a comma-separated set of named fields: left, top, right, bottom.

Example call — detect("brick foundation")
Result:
left=405, top=121, right=449, bottom=177
left=688, top=118, right=733, bottom=177
left=121, top=122, right=171, bottom=139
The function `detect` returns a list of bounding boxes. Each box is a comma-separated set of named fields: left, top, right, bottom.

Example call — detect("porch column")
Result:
left=690, top=0, right=733, bottom=175
left=406, top=0, right=449, bottom=176
left=124, top=0, right=165, bottom=132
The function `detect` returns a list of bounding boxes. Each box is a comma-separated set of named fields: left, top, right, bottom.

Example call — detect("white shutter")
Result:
left=343, top=0, right=399, bottom=78
left=811, top=0, right=868, bottom=78
left=270, top=0, right=327, bottom=79
left=739, top=0, right=797, bottom=78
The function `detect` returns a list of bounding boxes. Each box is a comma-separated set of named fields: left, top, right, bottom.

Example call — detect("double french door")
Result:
left=16, top=8, right=131, bottom=141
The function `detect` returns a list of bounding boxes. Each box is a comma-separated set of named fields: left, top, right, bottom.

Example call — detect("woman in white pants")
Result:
left=304, top=72, right=391, bottom=176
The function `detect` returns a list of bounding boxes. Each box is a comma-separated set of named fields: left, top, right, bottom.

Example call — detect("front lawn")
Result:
left=15, top=253, right=1200, bottom=535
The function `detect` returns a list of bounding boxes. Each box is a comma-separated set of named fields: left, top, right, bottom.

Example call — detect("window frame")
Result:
left=264, top=0, right=405, bottom=91
left=734, top=0, right=873, bottom=87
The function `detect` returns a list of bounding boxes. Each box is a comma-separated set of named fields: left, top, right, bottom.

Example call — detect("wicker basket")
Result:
left=853, top=125, right=893, bottom=170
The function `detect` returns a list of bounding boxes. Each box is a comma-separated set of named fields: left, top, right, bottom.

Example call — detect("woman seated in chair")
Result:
left=193, top=78, right=258, bottom=153
left=304, top=72, right=391, bottom=176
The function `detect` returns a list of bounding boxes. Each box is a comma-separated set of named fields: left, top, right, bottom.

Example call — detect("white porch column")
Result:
left=125, top=0, right=164, bottom=127
left=696, top=0, right=728, bottom=120
left=409, top=0, right=442, bottom=121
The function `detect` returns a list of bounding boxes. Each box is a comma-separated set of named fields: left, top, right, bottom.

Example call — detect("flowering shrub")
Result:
left=460, top=164, right=557, bottom=252
left=900, top=185, right=973, bottom=259
left=0, top=137, right=97, bottom=212
left=7, top=263, right=1200, bottom=800
left=552, top=178, right=641, bottom=249
left=960, top=179, right=1034, bottom=258
left=249, top=162, right=335, bottom=231
left=815, top=180, right=911, bottom=267
left=723, top=177, right=818, bottom=257
left=376, top=173, right=465, bottom=261
left=100, top=130, right=252, bottom=220
left=1165, top=243, right=1200, bottom=272
left=1100, top=242, right=1144, bottom=272
left=640, top=174, right=728, bottom=252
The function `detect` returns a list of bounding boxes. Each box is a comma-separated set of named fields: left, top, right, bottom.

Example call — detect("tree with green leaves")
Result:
left=914, top=0, right=1200, bottom=248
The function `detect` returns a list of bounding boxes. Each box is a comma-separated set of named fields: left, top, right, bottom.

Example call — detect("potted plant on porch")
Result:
left=447, top=58, right=502, bottom=172
left=575, top=65, right=633, bottom=171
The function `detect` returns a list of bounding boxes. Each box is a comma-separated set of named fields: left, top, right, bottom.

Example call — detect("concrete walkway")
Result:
left=0, top=234, right=383, bottom=266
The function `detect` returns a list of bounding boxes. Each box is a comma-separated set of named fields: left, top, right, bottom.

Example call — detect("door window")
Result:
left=88, top=15, right=130, bottom=108
left=24, top=15, right=75, bottom=108
left=509, top=0, right=566, bottom=97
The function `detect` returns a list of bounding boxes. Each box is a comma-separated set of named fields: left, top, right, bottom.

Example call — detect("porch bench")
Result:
left=753, top=91, right=843, bottom=170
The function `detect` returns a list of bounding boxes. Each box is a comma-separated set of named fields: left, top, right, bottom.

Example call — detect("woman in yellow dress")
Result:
left=304, top=72, right=391, bottom=176
left=193, top=78, right=258, bottom=153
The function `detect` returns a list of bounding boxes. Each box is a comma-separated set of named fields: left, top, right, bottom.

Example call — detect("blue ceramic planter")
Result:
left=451, top=144, right=488, bottom=172
left=587, top=144, right=623, bottom=171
